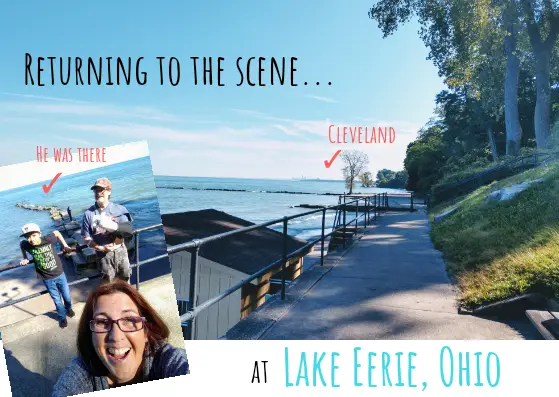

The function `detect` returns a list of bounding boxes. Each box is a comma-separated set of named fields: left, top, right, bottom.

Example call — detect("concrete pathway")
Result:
left=226, top=210, right=540, bottom=340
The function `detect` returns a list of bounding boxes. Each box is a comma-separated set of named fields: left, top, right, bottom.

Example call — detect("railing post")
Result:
left=320, top=208, right=326, bottom=266
left=343, top=195, right=347, bottom=249
left=135, top=231, right=141, bottom=290
left=534, top=152, right=538, bottom=166
left=355, top=198, right=359, bottom=233
left=411, top=192, right=414, bottom=211
left=186, top=241, right=201, bottom=340
left=365, top=197, right=369, bottom=227
left=281, top=217, right=288, bottom=300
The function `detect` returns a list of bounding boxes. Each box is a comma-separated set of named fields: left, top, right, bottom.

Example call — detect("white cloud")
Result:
left=305, top=95, right=338, bottom=103
left=0, top=100, right=181, bottom=122
left=0, top=97, right=420, bottom=180
left=0, top=92, right=91, bottom=103
left=51, top=134, right=93, bottom=146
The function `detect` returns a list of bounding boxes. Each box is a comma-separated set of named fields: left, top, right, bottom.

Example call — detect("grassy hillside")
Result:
left=430, top=161, right=559, bottom=309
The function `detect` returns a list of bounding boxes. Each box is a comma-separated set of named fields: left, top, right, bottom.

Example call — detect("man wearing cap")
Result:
left=81, top=178, right=134, bottom=283
left=19, top=223, right=75, bottom=328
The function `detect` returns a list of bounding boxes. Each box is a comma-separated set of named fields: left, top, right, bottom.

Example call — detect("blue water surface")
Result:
left=0, top=157, right=164, bottom=264
left=155, top=176, right=407, bottom=241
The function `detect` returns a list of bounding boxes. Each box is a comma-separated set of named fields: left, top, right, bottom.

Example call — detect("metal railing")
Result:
left=167, top=192, right=396, bottom=339
left=0, top=224, right=164, bottom=310
left=1, top=192, right=413, bottom=340
left=431, top=151, right=559, bottom=204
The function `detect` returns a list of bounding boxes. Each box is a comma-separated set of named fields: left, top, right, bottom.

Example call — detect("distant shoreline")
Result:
left=156, top=186, right=343, bottom=195
left=154, top=175, right=345, bottom=182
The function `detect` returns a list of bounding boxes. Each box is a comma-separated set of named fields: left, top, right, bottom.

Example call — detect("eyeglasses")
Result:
left=89, top=316, right=147, bottom=333
left=93, top=188, right=107, bottom=194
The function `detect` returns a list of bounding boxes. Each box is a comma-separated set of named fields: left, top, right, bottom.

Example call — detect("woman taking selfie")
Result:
left=53, top=280, right=189, bottom=396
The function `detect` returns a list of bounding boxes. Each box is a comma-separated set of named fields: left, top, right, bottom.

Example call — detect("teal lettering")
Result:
left=296, top=352, right=309, bottom=386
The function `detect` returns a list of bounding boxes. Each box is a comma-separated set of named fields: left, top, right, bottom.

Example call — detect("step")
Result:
left=81, top=247, right=97, bottom=263
left=331, top=235, right=355, bottom=241
left=70, top=232, right=86, bottom=246
left=63, top=221, right=81, bottom=233
left=71, top=252, right=88, bottom=271
left=333, top=230, right=359, bottom=236
left=525, top=310, right=559, bottom=340
left=64, top=237, right=78, bottom=247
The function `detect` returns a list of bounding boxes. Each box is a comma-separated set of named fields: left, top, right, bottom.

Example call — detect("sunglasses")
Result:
left=90, top=316, right=147, bottom=333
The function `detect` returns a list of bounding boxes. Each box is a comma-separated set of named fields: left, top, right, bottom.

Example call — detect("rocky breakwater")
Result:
left=16, top=203, right=68, bottom=221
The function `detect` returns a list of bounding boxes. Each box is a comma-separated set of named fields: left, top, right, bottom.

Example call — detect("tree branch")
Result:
left=543, top=6, right=559, bottom=50
left=521, top=0, right=543, bottom=49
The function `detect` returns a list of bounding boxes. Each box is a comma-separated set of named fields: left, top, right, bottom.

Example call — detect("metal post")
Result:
left=534, top=152, right=538, bottom=166
left=411, top=193, right=414, bottom=211
left=343, top=195, right=347, bottom=249
left=281, top=217, right=288, bottom=300
left=320, top=208, right=326, bottom=266
left=355, top=198, right=359, bottom=234
left=186, top=242, right=200, bottom=340
left=365, top=197, right=369, bottom=227
left=135, top=232, right=140, bottom=291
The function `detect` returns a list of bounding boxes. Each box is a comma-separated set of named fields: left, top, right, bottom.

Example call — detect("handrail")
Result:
left=433, top=151, right=559, bottom=198
left=0, top=223, right=164, bottom=310
left=174, top=192, right=405, bottom=339
left=0, top=192, right=414, bottom=340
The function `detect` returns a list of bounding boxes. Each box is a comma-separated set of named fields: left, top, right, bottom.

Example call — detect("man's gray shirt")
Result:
left=81, top=201, right=132, bottom=247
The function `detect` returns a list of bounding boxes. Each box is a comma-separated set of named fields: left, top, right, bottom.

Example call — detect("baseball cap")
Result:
left=90, top=177, right=112, bottom=191
left=21, top=223, right=41, bottom=237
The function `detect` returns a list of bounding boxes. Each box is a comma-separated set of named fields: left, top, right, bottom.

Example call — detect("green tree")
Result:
left=368, top=0, right=525, bottom=155
left=359, top=171, right=374, bottom=187
left=376, top=169, right=408, bottom=188
left=376, top=169, right=395, bottom=184
left=403, top=124, right=447, bottom=194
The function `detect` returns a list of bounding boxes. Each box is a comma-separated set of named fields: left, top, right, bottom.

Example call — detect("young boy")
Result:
left=19, top=223, right=75, bottom=328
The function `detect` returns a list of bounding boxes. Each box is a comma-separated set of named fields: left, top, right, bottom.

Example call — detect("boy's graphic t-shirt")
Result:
left=20, top=234, right=64, bottom=280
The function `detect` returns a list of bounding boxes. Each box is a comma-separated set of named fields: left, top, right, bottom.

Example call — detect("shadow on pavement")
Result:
left=3, top=347, right=53, bottom=397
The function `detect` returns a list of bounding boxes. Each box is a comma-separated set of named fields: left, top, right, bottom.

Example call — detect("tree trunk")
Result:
left=522, top=0, right=559, bottom=150
left=504, top=18, right=522, bottom=156
left=487, top=125, right=498, bottom=162
left=532, top=43, right=552, bottom=149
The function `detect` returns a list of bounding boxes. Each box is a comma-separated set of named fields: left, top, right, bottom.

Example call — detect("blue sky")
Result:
left=0, top=0, right=445, bottom=179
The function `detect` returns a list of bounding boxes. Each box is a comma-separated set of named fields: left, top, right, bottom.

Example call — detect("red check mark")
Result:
left=43, top=173, right=62, bottom=193
left=324, top=150, right=342, bottom=168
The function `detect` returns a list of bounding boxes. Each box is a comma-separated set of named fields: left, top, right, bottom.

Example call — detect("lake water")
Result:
left=155, top=176, right=407, bottom=241
left=0, top=164, right=407, bottom=265
left=0, top=157, right=165, bottom=265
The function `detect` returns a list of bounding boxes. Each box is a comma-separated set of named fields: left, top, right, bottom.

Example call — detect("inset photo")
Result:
left=0, top=141, right=189, bottom=397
